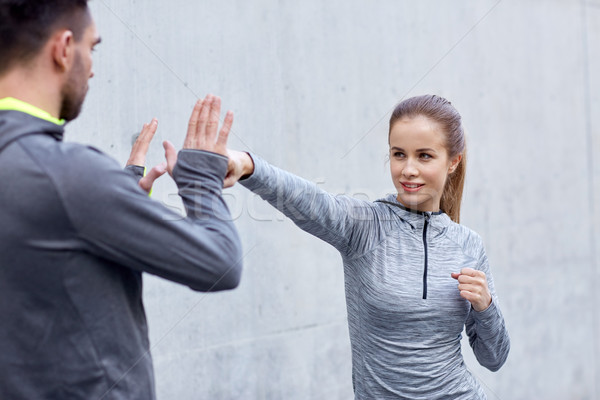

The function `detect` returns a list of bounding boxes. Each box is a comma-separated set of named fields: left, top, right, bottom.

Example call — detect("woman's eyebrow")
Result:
left=390, top=146, right=437, bottom=153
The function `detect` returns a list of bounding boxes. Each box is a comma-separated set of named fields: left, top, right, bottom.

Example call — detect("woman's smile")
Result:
left=400, top=182, right=425, bottom=192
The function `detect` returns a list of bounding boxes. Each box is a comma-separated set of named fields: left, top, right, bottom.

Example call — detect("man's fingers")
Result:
left=184, top=100, right=203, bottom=148
left=138, top=119, right=158, bottom=146
left=195, top=94, right=212, bottom=148
left=216, top=111, right=234, bottom=152
left=206, top=96, right=221, bottom=144
left=142, top=118, right=158, bottom=136
left=163, top=140, right=178, bottom=175
left=451, top=272, right=460, bottom=280
left=182, top=95, right=231, bottom=157
left=127, top=118, right=158, bottom=166
left=138, top=162, right=167, bottom=193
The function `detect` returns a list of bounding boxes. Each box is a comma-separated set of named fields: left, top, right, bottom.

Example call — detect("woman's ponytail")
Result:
left=440, top=149, right=466, bottom=223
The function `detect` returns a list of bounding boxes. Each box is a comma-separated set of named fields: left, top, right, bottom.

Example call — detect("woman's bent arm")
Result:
left=465, top=247, right=511, bottom=371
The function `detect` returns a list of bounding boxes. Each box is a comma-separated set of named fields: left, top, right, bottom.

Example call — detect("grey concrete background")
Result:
left=67, top=0, right=599, bottom=399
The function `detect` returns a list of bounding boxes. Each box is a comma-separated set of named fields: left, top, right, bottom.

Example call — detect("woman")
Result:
left=226, top=95, right=510, bottom=399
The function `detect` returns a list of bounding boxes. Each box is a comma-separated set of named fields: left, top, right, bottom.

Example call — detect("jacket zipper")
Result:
left=422, top=213, right=430, bottom=300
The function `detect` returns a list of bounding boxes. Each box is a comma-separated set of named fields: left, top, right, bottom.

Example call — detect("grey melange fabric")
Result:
left=241, top=154, right=510, bottom=400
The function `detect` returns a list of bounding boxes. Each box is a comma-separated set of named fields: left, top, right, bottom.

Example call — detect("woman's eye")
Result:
left=393, top=152, right=405, bottom=158
left=420, top=153, right=432, bottom=160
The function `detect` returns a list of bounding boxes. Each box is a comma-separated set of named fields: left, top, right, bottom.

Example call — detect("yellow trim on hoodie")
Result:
left=0, top=97, right=65, bottom=126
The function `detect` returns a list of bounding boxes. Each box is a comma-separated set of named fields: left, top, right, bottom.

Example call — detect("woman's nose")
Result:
left=402, top=159, right=419, bottom=178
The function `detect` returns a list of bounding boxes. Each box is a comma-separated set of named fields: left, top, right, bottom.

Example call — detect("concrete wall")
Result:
left=69, top=0, right=599, bottom=398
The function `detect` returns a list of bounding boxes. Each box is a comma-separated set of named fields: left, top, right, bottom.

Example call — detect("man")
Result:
left=0, top=1, right=242, bottom=399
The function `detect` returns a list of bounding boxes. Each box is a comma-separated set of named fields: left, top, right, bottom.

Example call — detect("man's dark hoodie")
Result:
left=0, top=105, right=243, bottom=400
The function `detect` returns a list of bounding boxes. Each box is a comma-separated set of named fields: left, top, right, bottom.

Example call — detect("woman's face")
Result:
left=389, top=115, right=461, bottom=213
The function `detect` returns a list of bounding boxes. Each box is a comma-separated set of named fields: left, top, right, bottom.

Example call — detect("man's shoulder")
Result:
left=18, top=134, right=121, bottom=174
left=13, top=135, right=136, bottom=203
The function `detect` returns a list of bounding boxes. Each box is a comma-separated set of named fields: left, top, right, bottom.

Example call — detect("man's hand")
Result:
left=127, top=118, right=168, bottom=194
left=158, top=94, right=233, bottom=178
left=183, top=94, right=233, bottom=157
left=136, top=94, right=234, bottom=192
left=127, top=118, right=158, bottom=167
left=451, top=268, right=492, bottom=312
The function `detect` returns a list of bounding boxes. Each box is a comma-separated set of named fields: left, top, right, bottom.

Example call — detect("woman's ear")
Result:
left=51, top=30, right=75, bottom=71
left=448, top=153, right=463, bottom=174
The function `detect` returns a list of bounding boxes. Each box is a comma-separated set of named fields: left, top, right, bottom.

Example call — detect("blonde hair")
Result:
left=389, top=95, right=466, bottom=223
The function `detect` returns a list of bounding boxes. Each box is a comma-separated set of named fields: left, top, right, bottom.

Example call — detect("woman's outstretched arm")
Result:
left=226, top=150, right=383, bottom=256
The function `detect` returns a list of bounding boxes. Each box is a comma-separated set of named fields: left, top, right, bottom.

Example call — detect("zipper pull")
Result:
left=424, top=212, right=431, bottom=222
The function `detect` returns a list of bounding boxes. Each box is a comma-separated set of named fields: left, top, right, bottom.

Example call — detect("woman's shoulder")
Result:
left=443, top=220, right=485, bottom=259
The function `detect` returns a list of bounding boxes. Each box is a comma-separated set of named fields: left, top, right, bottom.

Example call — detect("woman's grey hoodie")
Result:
left=242, top=154, right=510, bottom=400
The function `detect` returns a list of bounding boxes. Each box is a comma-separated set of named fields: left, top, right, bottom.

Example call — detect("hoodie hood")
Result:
left=375, top=193, right=452, bottom=230
left=0, top=110, right=64, bottom=153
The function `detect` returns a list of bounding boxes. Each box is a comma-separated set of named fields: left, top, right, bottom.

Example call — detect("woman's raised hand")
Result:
left=224, top=149, right=255, bottom=188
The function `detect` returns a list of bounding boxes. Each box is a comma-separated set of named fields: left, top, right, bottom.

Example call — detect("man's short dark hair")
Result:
left=0, top=0, right=90, bottom=75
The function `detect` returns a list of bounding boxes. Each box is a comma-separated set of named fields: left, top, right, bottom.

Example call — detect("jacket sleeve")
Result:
left=123, top=164, right=145, bottom=181
left=465, top=245, right=510, bottom=371
left=240, top=154, right=382, bottom=257
left=56, top=147, right=243, bottom=292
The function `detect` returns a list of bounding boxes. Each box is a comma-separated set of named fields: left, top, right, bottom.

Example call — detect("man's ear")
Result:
left=51, top=30, right=75, bottom=71
left=449, top=153, right=463, bottom=174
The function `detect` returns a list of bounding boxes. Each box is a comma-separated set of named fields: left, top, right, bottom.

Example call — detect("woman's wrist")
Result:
left=242, top=152, right=255, bottom=177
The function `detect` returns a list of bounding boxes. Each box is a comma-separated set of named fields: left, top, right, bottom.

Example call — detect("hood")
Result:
left=375, top=193, right=452, bottom=230
left=0, top=110, right=64, bottom=153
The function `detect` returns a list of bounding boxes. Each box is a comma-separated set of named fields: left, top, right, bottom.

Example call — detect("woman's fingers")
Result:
left=223, top=150, right=245, bottom=188
left=457, top=282, right=484, bottom=294
left=223, top=174, right=237, bottom=189
left=459, top=268, right=478, bottom=277
left=452, top=268, right=491, bottom=311
left=459, top=290, right=478, bottom=304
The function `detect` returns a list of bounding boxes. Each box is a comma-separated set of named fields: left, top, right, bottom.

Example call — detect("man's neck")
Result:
left=0, top=68, right=61, bottom=119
